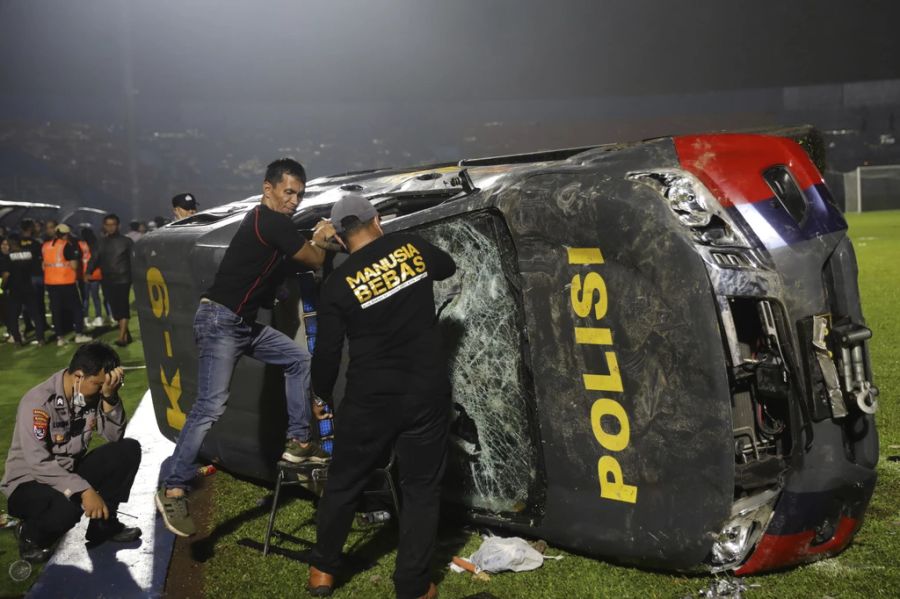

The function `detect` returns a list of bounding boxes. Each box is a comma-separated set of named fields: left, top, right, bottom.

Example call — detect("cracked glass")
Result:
left=418, top=212, right=536, bottom=514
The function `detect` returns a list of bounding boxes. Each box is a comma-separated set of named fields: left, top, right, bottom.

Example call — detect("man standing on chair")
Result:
left=307, top=193, right=456, bottom=599
left=156, top=158, right=334, bottom=538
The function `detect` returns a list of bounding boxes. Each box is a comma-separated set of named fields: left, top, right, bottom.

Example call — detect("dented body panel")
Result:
left=133, top=131, right=878, bottom=573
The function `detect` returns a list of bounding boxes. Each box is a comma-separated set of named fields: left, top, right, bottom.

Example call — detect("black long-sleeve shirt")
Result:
left=87, top=233, right=133, bottom=285
left=311, top=232, right=456, bottom=401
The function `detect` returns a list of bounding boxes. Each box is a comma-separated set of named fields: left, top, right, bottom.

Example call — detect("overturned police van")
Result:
left=133, top=128, right=879, bottom=574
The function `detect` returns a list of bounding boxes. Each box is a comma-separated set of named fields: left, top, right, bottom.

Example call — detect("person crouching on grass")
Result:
left=1, top=341, right=141, bottom=563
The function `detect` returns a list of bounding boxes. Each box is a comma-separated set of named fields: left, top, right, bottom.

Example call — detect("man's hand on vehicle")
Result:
left=312, top=219, right=336, bottom=243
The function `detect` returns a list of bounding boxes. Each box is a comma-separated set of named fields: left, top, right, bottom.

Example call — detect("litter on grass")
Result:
left=450, top=535, right=562, bottom=575
left=0, top=513, right=19, bottom=529
left=690, top=577, right=760, bottom=598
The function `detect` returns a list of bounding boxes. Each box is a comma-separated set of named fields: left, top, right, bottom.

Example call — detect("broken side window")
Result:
left=417, top=211, right=539, bottom=516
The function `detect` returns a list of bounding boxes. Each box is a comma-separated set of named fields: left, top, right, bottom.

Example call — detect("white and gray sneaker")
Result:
left=155, top=488, right=197, bottom=537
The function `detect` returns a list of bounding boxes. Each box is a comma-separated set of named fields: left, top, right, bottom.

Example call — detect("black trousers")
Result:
left=310, top=391, right=450, bottom=599
left=4, top=287, right=46, bottom=343
left=7, top=438, right=142, bottom=548
left=22, top=274, right=49, bottom=332
left=101, top=282, right=131, bottom=321
left=46, top=284, right=84, bottom=337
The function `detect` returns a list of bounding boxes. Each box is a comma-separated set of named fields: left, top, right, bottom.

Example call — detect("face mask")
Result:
left=73, top=377, right=86, bottom=409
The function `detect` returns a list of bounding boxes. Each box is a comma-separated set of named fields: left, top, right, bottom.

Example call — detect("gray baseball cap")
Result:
left=330, top=192, right=377, bottom=233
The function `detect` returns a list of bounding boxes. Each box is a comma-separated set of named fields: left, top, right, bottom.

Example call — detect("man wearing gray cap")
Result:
left=307, top=193, right=455, bottom=599
left=171, top=193, right=198, bottom=221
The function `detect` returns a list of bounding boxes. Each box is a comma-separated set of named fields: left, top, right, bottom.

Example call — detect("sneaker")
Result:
left=92, top=316, right=104, bottom=327
left=57, top=337, right=69, bottom=347
left=155, top=487, right=196, bottom=537
left=282, top=439, right=330, bottom=463
left=74, top=334, right=93, bottom=343
left=83, top=317, right=93, bottom=330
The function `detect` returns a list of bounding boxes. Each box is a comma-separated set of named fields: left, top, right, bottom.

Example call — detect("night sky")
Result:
left=4, top=1, right=900, bottom=111
left=2, top=0, right=900, bottom=216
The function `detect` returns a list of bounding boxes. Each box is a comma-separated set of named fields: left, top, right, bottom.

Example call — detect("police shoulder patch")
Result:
left=32, top=409, right=50, bottom=442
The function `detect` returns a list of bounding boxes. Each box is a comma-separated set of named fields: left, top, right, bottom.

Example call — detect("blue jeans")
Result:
left=164, top=301, right=312, bottom=489
left=82, top=280, right=103, bottom=317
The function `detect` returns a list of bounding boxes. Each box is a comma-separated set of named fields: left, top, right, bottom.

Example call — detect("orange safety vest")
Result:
left=42, top=239, right=77, bottom=286
left=78, top=240, right=102, bottom=281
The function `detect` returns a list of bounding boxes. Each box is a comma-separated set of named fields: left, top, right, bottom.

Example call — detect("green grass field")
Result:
left=1, top=211, right=898, bottom=598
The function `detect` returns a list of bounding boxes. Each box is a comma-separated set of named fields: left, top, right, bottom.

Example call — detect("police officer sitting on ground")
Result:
left=156, top=158, right=335, bottom=538
left=307, top=194, right=456, bottom=599
left=1, top=342, right=141, bottom=563
left=171, top=193, right=198, bottom=221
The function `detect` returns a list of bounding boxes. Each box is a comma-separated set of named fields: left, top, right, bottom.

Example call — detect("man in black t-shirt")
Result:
left=19, top=219, right=50, bottom=335
left=307, top=194, right=455, bottom=599
left=156, top=158, right=336, bottom=538
left=1, top=237, right=47, bottom=345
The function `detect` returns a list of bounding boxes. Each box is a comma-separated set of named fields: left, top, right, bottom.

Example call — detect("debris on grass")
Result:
left=470, top=536, right=544, bottom=573
left=451, top=556, right=478, bottom=573
left=8, top=560, right=31, bottom=582
left=691, top=576, right=760, bottom=598
left=451, top=536, right=563, bottom=577
left=472, top=571, right=491, bottom=583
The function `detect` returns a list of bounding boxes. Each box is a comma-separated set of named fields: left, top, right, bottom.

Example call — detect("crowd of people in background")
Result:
left=0, top=192, right=199, bottom=348
left=0, top=215, right=135, bottom=348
